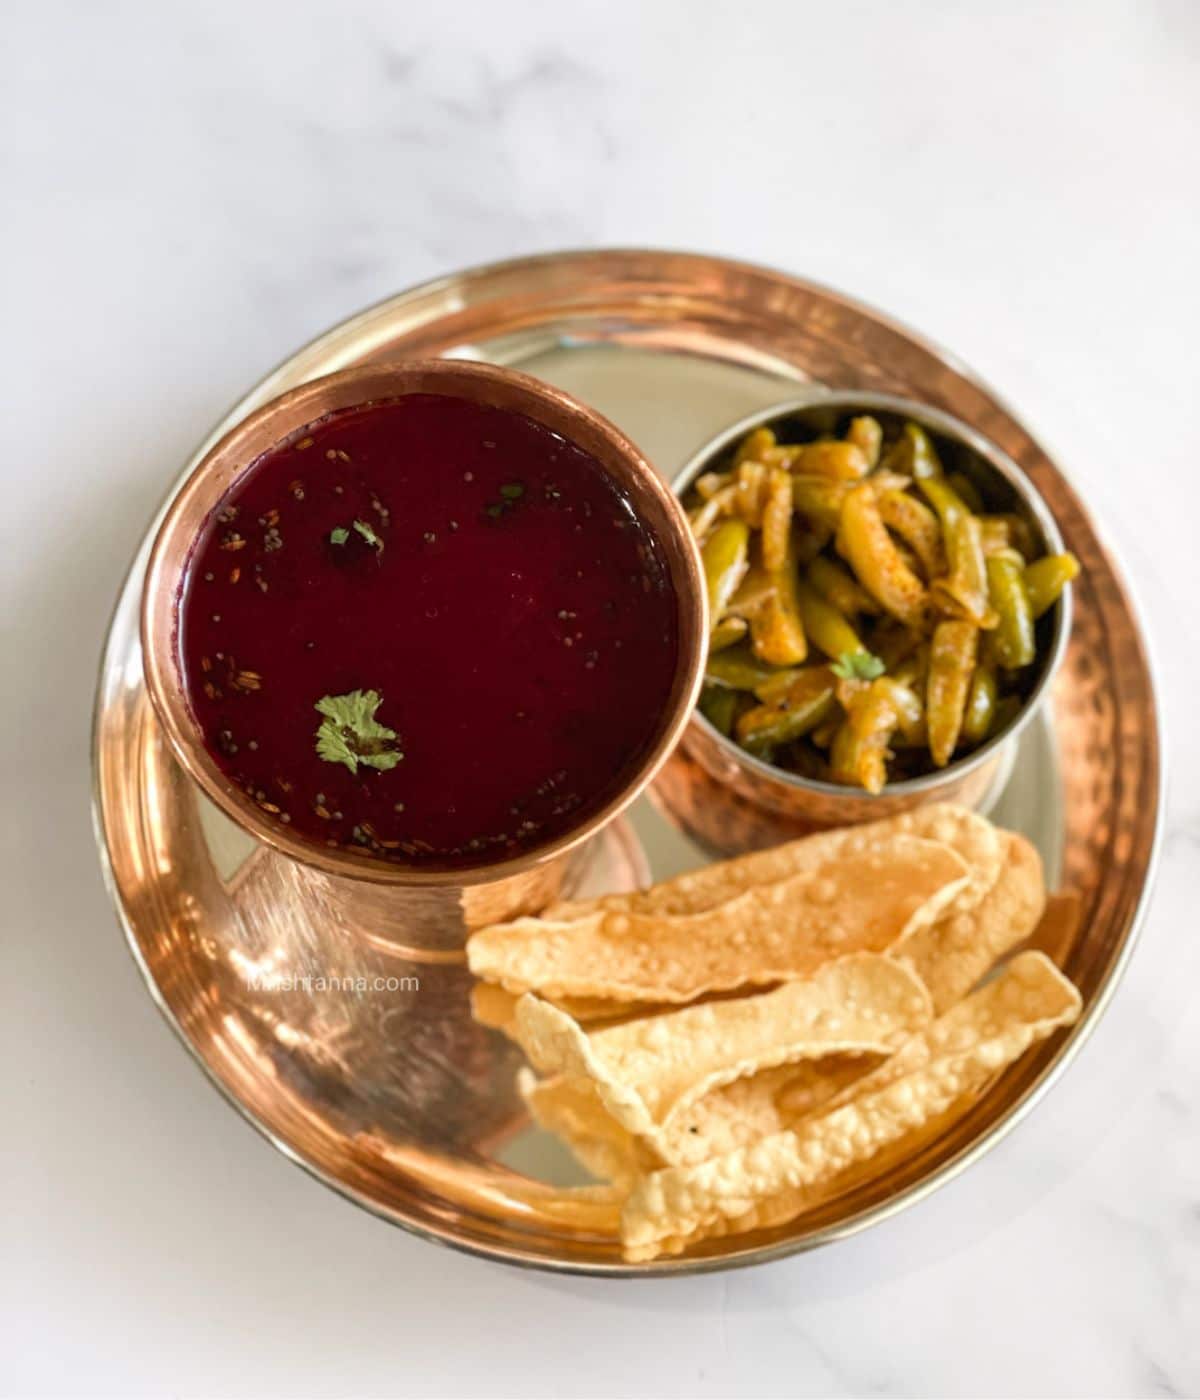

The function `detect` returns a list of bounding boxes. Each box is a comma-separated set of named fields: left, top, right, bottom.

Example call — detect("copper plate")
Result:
left=92, top=250, right=1162, bottom=1275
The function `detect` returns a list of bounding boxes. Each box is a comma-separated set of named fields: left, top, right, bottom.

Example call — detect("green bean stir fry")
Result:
left=688, top=416, right=1079, bottom=791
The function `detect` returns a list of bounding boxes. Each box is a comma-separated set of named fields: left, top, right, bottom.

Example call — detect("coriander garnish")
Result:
left=314, top=690, right=403, bottom=774
left=353, top=519, right=382, bottom=550
left=830, top=650, right=886, bottom=682
left=485, top=482, right=526, bottom=521
left=330, top=519, right=383, bottom=552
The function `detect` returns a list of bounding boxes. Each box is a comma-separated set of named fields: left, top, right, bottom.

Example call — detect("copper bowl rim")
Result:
left=673, top=389, right=1071, bottom=800
left=141, top=358, right=707, bottom=887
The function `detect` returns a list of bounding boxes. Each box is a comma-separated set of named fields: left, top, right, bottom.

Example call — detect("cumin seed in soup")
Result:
left=177, top=394, right=680, bottom=866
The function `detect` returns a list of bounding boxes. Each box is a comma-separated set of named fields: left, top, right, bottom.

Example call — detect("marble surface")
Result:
left=4, top=2, right=1198, bottom=1396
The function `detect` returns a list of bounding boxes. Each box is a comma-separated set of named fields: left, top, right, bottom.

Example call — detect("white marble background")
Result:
left=4, top=1, right=1198, bottom=1396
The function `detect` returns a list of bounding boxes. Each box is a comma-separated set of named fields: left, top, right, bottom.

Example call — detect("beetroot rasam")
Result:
left=177, top=394, right=680, bottom=867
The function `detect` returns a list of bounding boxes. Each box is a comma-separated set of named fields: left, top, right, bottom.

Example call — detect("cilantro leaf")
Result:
left=830, top=650, right=886, bottom=682
left=352, top=519, right=383, bottom=551
left=314, top=690, right=402, bottom=773
left=499, top=482, right=525, bottom=500
left=329, top=526, right=350, bottom=546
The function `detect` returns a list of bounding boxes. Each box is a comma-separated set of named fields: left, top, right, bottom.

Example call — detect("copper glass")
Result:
left=140, top=359, right=705, bottom=948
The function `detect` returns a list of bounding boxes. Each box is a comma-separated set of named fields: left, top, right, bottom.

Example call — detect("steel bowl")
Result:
left=655, top=391, right=1071, bottom=854
left=141, top=358, right=706, bottom=948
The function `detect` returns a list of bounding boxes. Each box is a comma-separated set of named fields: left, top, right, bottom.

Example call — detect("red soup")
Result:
left=177, top=394, right=680, bottom=867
